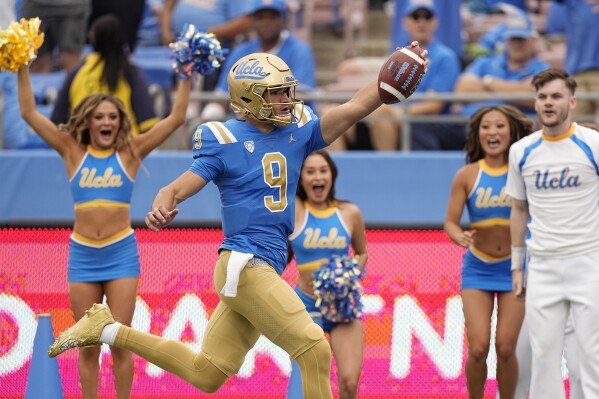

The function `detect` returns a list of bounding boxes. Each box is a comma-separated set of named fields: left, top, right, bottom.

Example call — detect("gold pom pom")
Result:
left=0, top=18, right=45, bottom=73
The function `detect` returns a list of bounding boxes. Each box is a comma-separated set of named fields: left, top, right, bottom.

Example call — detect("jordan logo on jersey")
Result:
left=289, top=133, right=296, bottom=143
left=534, top=167, right=581, bottom=190
left=244, top=140, right=255, bottom=153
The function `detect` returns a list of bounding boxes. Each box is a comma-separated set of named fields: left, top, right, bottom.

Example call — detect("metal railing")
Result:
left=2, top=90, right=598, bottom=151
left=182, top=90, right=599, bottom=151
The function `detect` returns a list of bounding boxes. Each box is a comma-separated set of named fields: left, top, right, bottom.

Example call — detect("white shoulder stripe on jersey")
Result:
left=205, top=122, right=237, bottom=144
left=293, top=105, right=312, bottom=128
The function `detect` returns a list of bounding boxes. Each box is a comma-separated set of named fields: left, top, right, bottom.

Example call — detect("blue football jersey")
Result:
left=189, top=105, right=327, bottom=274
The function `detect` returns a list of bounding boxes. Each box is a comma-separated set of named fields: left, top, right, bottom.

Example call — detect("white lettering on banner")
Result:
left=362, top=294, right=385, bottom=313
left=238, top=336, right=292, bottom=378
left=390, top=295, right=465, bottom=379
left=0, top=294, right=37, bottom=376
left=0, top=293, right=574, bottom=380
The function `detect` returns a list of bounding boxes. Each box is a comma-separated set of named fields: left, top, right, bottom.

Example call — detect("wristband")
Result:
left=511, top=246, right=526, bottom=271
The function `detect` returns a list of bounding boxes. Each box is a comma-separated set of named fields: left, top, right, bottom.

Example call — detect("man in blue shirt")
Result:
left=455, top=16, right=549, bottom=118
left=390, top=0, right=462, bottom=57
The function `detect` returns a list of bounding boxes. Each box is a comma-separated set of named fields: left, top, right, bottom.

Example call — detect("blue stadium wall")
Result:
left=0, top=150, right=467, bottom=227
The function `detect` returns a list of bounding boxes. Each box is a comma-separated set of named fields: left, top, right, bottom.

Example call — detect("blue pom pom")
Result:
left=169, top=24, right=228, bottom=80
left=313, top=255, right=364, bottom=323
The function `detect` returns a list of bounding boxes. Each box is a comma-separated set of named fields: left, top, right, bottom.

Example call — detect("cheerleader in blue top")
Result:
left=444, top=105, right=532, bottom=399
left=287, top=150, right=368, bottom=399
left=17, top=56, right=191, bottom=398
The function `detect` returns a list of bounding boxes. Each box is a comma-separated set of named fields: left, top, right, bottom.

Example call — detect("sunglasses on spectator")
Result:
left=410, top=11, right=433, bottom=21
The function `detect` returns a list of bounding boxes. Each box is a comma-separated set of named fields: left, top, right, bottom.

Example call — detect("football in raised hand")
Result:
left=377, top=45, right=426, bottom=104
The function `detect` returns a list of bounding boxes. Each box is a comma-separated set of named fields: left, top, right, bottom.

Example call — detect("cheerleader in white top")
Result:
left=287, top=150, right=368, bottom=399
left=445, top=105, right=532, bottom=398
left=507, top=69, right=599, bottom=399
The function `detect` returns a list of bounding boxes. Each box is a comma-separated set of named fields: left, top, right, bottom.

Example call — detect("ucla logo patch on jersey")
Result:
left=244, top=140, right=255, bottom=153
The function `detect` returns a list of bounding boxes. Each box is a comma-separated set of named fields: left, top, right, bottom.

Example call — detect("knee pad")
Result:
left=190, top=352, right=229, bottom=393
left=295, top=339, right=333, bottom=399
left=285, top=321, right=325, bottom=358
left=296, top=338, right=331, bottom=373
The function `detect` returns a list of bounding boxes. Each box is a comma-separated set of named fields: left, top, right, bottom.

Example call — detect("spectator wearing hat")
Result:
left=351, top=0, right=462, bottom=151
left=390, top=0, right=462, bottom=57
left=199, top=0, right=317, bottom=122
left=455, top=16, right=550, bottom=118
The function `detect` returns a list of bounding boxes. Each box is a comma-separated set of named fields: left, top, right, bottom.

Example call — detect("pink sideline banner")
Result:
left=0, top=228, right=510, bottom=398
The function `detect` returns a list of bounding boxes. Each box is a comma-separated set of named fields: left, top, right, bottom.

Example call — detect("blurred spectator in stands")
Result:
left=455, top=16, right=549, bottom=118
left=555, top=0, right=599, bottom=120
left=465, top=0, right=528, bottom=14
left=338, top=0, right=462, bottom=151
left=160, top=0, right=253, bottom=90
left=199, top=0, right=317, bottom=123
left=0, top=72, right=50, bottom=149
left=20, top=0, right=91, bottom=73
left=470, top=8, right=530, bottom=58
left=51, top=14, right=158, bottom=136
left=544, top=1, right=567, bottom=37
left=0, top=0, right=16, bottom=29
left=137, top=0, right=164, bottom=47
left=390, top=0, right=462, bottom=58
left=88, top=0, right=146, bottom=53
left=15, top=0, right=22, bottom=18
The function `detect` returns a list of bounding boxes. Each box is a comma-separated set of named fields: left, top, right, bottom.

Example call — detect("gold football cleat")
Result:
left=48, top=303, right=115, bottom=358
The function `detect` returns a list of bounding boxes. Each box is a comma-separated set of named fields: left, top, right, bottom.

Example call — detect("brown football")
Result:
left=377, top=45, right=426, bottom=104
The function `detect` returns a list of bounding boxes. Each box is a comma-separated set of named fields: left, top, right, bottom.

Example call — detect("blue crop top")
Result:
left=69, top=146, right=134, bottom=209
left=289, top=202, right=351, bottom=271
left=466, top=160, right=511, bottom=228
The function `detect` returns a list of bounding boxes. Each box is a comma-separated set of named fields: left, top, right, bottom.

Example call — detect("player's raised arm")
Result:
left=320, top=42, right=428, bottom=145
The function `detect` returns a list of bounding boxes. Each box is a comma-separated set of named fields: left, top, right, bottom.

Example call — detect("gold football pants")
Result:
left=114, top=250, right=332, bottom=398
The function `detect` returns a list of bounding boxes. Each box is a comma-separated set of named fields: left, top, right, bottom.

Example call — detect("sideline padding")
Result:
left=0, top=151, right=465, bottom=227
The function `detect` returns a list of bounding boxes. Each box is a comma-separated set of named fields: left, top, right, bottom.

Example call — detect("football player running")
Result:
left=49, top=47, right=428, bottom=397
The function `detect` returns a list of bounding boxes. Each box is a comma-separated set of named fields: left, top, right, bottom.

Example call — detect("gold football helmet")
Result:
left=227, top=53, right=303, bottom=126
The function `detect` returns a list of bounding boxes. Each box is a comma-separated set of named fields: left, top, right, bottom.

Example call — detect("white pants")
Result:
left=513, top=313, right=583, bottom=399
left=527, top=249, right=599, bottom=398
